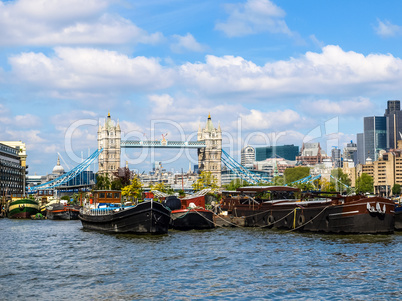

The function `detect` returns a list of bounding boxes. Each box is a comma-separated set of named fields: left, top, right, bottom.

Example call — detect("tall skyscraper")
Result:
left=331, top=147, right=342, bottom=168
left=363, top=116, right=387, bottom=161
left=384, top=100, right=402, bottom=149
left=356, top=133, right=365, bottom=165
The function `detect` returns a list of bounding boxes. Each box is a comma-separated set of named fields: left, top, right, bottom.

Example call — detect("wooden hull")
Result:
left=79, top=201, right=171, bottom=234
left=222, top=196, right=395, bottom=234
left=8, top=199, right=39, bottom=219
left=47, top=204, right=80, bottom=220
left=171, top=209, right=215, bottom=230
left=395, top=206, right=402, bottom=230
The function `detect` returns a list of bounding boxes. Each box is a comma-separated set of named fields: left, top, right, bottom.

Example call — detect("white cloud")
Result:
left=300, top=97, right=375, bottom=116
left=374, top=19, right=402, bottom=38
left=0, top=0, right=164, bottom=46
left=170, top=33, right=207, bottom=53
left=237, top=109, right=302, bottom=131
left=309, top=34, right=324, bottom=48
left=148, top=94, right=174, bottom=114
left=5, top=129, right=45, bottom=144
left=9, top=47, right=175, bottom=92
left=179, top=45, right=402, bottom=97
left=14, top=114, right=42, bottom=128
left=215, top=0, right=292, bottom=37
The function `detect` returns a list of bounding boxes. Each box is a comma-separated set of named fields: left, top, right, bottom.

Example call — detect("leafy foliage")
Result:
left=331, top=169, right=351, bottom=193
left=319, top=178, right=336, bottom=192
left=94, top=173, right=111, bottom=190
left=392, top=184, right=401, bottom=196
left=272, top=176, right=285, bottom=186
left=355, top=173, right=373, bottom=194
left=121, top=176, right=143, bottom=199
left=225, top=179, right=249, bottom=191
left=192, top=171, right=219, bottom=191
left=150, top=182, right=174, bottom=195
left=284, top=167, right=310, bottom=184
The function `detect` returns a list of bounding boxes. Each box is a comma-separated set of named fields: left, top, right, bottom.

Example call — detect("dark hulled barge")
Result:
left=47, top=203, right=80, bottom=220
left=220, top=186, right=395, bottom=234
left=164, top=195, right=215, bottom=230
left=79, top=200, right=171, bottom=234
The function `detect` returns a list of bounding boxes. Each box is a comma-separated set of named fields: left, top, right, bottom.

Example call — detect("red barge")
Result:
left=164, top=193, right=215, bottom=230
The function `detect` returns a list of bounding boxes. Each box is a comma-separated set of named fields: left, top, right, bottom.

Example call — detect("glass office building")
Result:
left=255, top=144, right=299, bottom=161
left=363, top=116, right=387, bottom=161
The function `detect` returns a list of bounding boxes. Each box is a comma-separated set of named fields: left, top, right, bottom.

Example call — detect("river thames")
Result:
left=0, top=218, right=401, bottom=300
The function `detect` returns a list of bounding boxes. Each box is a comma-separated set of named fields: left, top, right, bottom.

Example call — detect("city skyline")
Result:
left=1, top=0, right=402, bottom=175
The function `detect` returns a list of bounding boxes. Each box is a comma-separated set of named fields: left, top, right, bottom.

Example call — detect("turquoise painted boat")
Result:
left=7, top=199, right=39, bottom=219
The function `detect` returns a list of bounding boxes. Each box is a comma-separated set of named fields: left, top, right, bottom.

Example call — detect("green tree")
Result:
left=192, top=171, right=219, bottom=191
left=355, top=173, right=373, bottom=194
left=121, top=176, right=143, bottom=200
left=284, top=167, right=310, bottom=184
left=295, top=181, right=315, bottom=191
left=272, top=175, right=285, bottom=186
left=331, top=168, right=352, bottom=192
left=320, top=178, right=336, bottom=192
left=225, top=179, right=249, bottom=190
left=392, top=184, right=401, bottom=196
left=150, top=182, right=174, bottom=195
left=94, top=173, right=111, bottom=190
left=109, top=167, right=132, bottom=190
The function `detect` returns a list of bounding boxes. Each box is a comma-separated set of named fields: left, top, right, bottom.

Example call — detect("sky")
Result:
left=1, top=0, right=402, bottom=175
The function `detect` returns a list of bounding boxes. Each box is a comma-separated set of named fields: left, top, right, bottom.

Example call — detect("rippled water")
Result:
left=0, top=218, right=401, bottom=300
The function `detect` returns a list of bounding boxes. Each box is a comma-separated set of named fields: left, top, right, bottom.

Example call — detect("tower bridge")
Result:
left=98, top=112, right=223, bottom=185
left=31, top=112, right=269, bottom=191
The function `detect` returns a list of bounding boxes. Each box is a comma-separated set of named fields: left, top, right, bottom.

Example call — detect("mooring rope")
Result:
left=259, top=208, right=296, bottom=228
left=192, top=208, right=225, bottom=228
left=285, top=205, right=331, bottom=233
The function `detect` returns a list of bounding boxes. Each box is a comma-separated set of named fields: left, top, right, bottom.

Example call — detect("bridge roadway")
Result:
left=121, top=140, right=206, bottom=148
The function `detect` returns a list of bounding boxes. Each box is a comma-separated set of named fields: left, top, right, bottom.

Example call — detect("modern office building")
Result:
left=343, top=140, right=358, bottom=165
left=363, top=116, right=387, bottom=161
left=241, top=146, right=255, bottom=167
left=384, top=100, right=402, bottom=150
left=356, top=133, right=365, bottom=165
left=331, top=147, right=342, bottom=168
left=256, top=144, right=299, bottom=161
left=0, top=142, right=25, bottom=198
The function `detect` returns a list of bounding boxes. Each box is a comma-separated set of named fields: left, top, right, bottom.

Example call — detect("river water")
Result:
left=0, top=218, right=401, bottom=300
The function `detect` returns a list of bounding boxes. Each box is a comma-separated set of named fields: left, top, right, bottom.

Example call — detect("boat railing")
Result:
left=80, top=207, right=117, bottom=216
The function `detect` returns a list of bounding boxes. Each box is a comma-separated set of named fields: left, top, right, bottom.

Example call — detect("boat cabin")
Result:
left=93, top=190, right=122, bottom=205
left=221, top=186, right=300, bottom=212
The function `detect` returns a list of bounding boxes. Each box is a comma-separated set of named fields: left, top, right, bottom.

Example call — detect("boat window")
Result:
left=114, top=193, right=120, bottom=199
left=99, top=192, right=105, bottom=198
left=107, top=192, right=113, bottom=198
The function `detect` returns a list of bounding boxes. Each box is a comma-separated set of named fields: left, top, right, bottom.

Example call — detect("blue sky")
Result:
left=1, top=0, right=402, bottom=175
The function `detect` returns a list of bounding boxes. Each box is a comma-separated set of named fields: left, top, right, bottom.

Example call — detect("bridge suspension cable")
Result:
left=30, top=148, right=103, bottom=191
left=221, top=149, right=268, bottom=185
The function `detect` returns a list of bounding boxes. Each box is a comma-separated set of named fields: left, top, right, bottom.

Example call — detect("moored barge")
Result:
left=220, top=186, right=395, bottom=234
left=7, top=198, right=39, bottom=219
left=79, top=200, right=171, bottom=234
left=47, top=203, right=80, bottom=220
left=165, top=195, right=215, bottom=230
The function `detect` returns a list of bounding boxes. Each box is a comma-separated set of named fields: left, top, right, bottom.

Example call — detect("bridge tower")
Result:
left=197, top=114, right=222, bottom=186
left=98, top=112, right=121, bottom=177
